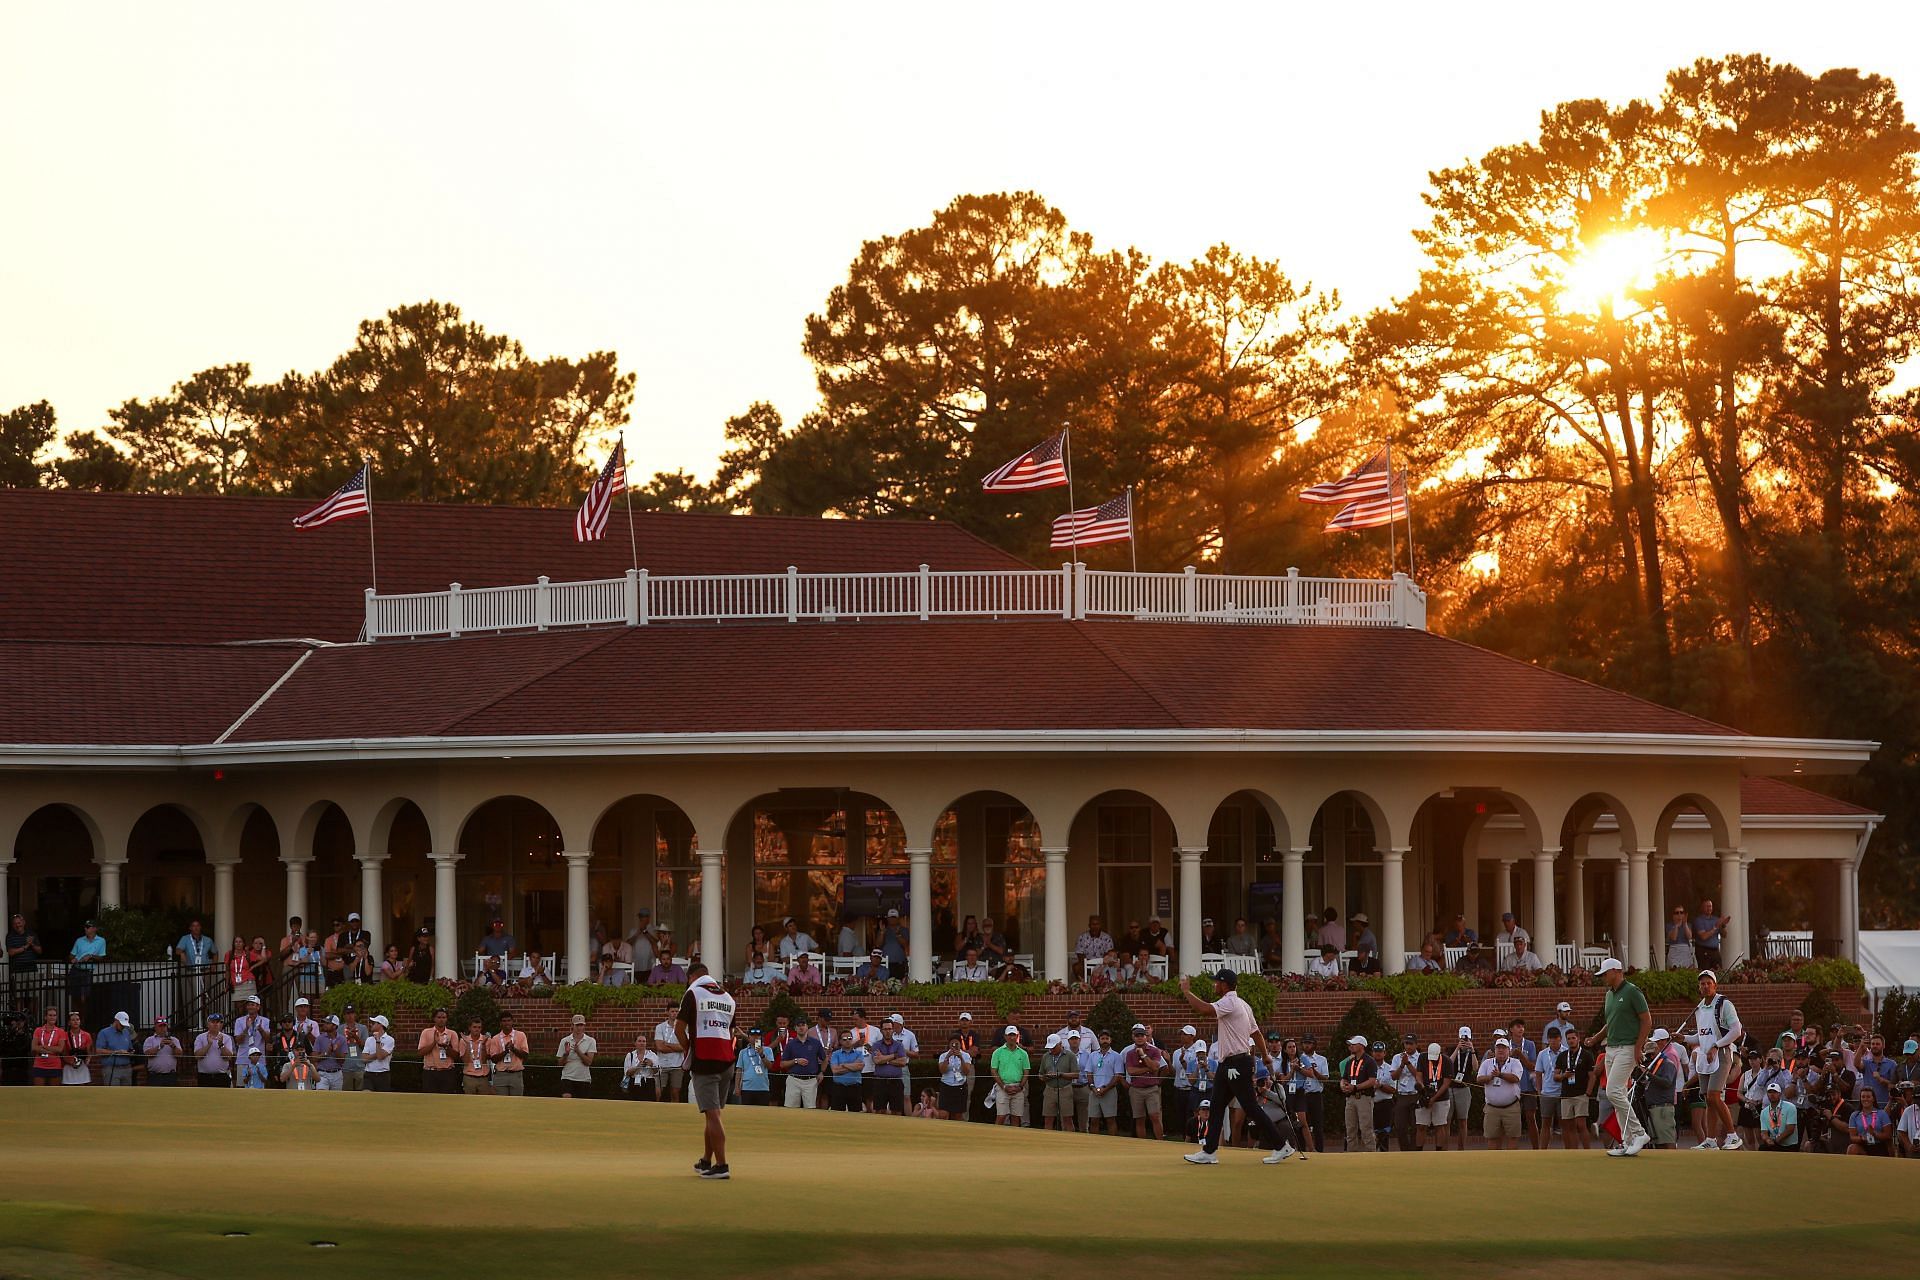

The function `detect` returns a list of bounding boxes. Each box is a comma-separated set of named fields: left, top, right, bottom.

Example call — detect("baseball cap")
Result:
left=1457, top=1025, right=1473, bottom=1039
left=1214, top=967, right=1236, bottom=985
left=1180, top=1024, right=1197, bottom=1035
left=1201, top=917, right=1215, bottom=926
left=371, top=1015, right=389, bottom=1028
left=1369, top=1040, right=1386, bottom=1051
left=1766, top=1081, right=1783, bottom=1094
left=1556, top=1001, right=1572, bottom=1012
left=1265, top=1031, right=1283, bottom=1042
left=1351, top=912, right=1370, bottom=924
left=417, top=926, right=430, bottom=936
left=1401, top=1032, right=1416, bottom=1043
left=1195, top=1098, right=1212, bottom=1109
left=1348, top=1034, right=1367, bottom=1046
left=1905, top=1039, right=1918, bottom=1055
left=206, top=1014, right=223, bottom=1024
left=1494, top=1037, right=1511, bottom=1049
left=111, top=1011, right=130, bottom=1027
left=1003, top=1025, right=1020, bottom=1037
left=1698, top=968, right=1718, bottom=983
left=958, top=1012, right=973, bottom=1021
left=1651, top=1027, right=1670, bottom=1043
left=1596, top=957, right=1624, bottom=975
left=1426, top=1042, right=1442, bottom=1060
left=1131, top=1023, right=1149, bottom=1034
left=154, top=1014, right=169, bottom=1024
left=888, top=1013, right=904, bottom=1024
left=571, top=1014, right=587, bottom=1025
left=1066, top=1030, right=1083, bottom=1041
left=885, top=908, right=900, bottom=918
left=1046, top=1034, right=1061, bottom=1048
left=295, top=996, right=310, bottom=1007
left=249, top=1046, right=263, bottom=1056
left=347, top=912, right=361, bottom=921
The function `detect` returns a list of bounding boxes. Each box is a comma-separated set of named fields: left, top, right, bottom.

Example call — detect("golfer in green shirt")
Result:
left=990, top=1027, right=1032, bottom=1127
left=1595, top=957, right=1652, bottom=1156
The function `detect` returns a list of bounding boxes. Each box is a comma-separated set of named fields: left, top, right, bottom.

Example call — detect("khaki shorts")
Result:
left=1539, top=1096, right=1561, bottom=1124
left=1088, top=1087, right=1118, bottom=1118
left=1648, top=1104, right=1676, bottom=1146
left=1560, top=1094, right=1590, bottom=1120
left=1416, top=1097, right=1452, bottom=1127
left=1042, top=1086, right=1072, bottom=1118
left=1129, top=1085, right=1161, bottom=1116
left=461, top=1075, right=493, bottom=1095
left=690, top=1068, right=734, bottom=1113
left=1484, top=1102, right=1522, bottom=1140
left=1700, top=1056, right=1731, bottom=1094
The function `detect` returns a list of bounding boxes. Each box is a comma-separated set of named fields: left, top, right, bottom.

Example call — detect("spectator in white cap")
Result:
left=1685, top=968, right=1744, bottom=1150
left=1040, top=1033, right=1077, bottom=1129
left=1544, top=1001, right=1578, bottom=1044
left=1478, top=1036, right=1525, bottom=1149
left=291, top=996, right=318, bottom=1044
left=1445, top=1027, right=1478, bottom=1150
left=237, top=1044, right=270, bottom=1089
left=855, top=948, right=890, bottom=982
left=1122, top=1023, right=1168, bottom=1140
left=1504, top=934, right=1545, bottom=973
left=232, top=994, right=270, bottom=1061
left=1348, top=913, right=1380, bottom=974
left=1171, top=1023, right=1211, bottom=1140
left=888, top=1012, right=919, bottom=1055
left=95, top=1011, right=136, bottom=1086
left=1757, top=1078, right=1799, bottom=1151
left=1415, top=1040, right=1452, bottom=1149
left=363, top=1014, right=395, bottom=1091
left=1641, top=1027, right=1684, bottom=1148
left=1339, top=1033, right=1378, bottom=1151
left=1594, top=956, right=1652, bottom=1156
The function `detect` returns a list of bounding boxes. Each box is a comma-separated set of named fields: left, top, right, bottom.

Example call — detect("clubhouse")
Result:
left=0, top=491, right=1881, bottom=986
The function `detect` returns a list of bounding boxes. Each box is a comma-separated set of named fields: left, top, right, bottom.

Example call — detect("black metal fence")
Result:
left=2, top=961, right=231, bottom=1032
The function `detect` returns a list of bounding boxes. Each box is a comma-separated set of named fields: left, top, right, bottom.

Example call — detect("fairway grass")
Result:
left=2, top=1090, right=1916, bottom=1278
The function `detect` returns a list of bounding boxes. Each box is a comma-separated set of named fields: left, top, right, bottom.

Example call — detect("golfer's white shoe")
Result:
left=1262, top=1144, right=1297, bottom=1164
left=1183, top=1151, right=1220, bottom=1165
left=1720, top=1134, right=1743, bottom=1151
left=1623, top=1134, right=1650, bottom=1156
left=1694, top=1137, right=1720, bottom=1150
left=1606, top=1144, right=1630, bottom=1157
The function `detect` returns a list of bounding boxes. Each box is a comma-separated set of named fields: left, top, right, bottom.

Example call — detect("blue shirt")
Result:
left=1859, top=1054, right=1898, bottom=1107
left=873, top=1036, right=906, bottom=1079
left=830, top=1047, right=866, bottom=1085
left=1535, top=1048, right=1562, bottom=1097
left=1083, top=1047, right=1122, bottom=1089
left=310, top=1030, right=342, bottom=1073
left=736, top=1044, right=771, bottom=1091
left=1691, top=915, right=1721, bottom=946
left=176, top=934, right=215, bottom=965
left=96, top=1025, right=135, bottom=1061
left=71, top=934, right=106, bottom=961
left=1509, top=1038, right=1537, bottom=1091
left=784, top=1037, right=826, bottom=1078
left=854, top=961, right=890, bottom=981
left=237, top=1059, right=269, bottom=1088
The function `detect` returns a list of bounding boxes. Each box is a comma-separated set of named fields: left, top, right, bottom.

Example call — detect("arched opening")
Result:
left=1560, top=794, right=1636, bottom=959
left=457, top=796, right=564, bottom=957
left=723, top=789, right=905, bottom=967
left=232, top=805, right=281, bottom=944
left=1656, top=793, right=1738, bottom=961
left=590, top=795, right=701, bottom=973
left=1421, top=788, right=1543, bottom=958
left=10, top=804, right=99, bottom=958
left=126, top=804, right=208, bottom=921
left=1069, top=790, right=1175, bottom=951
left=933, top=791, right=1039, bottom=960
left=302, top=803, right=356, bottom=936
left=1306, top=791, right=1386, bottom=957
left=381, top=801, right=433, bottom=955
left=1206, top=791, right=1279, bottom=957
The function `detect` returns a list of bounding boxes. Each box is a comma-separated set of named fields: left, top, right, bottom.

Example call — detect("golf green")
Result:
left=1, top=1090, right=1914, bottom=1277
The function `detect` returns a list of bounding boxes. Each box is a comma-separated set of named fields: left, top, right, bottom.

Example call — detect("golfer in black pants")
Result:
left=1177, top=968, right=1302, bottom=1166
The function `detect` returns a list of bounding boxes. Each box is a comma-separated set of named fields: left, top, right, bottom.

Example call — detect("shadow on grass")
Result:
left=0, top=1202, right=1916, bottom=1280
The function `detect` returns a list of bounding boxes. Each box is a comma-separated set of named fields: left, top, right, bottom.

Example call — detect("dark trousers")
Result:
left=197, top=1071, right=230, bottom=1088
left=423, top=1069, right=458, bottom=1094
left=367, top=1072, right=393, bottom=1092
left=148, top=1071, right=177, bottom=1086
left=1177, top=1086, right=1208, bottom=1141
left=1203, top=1054, right=1294, bottom=1155
left=829, top=1080, right=862, bottom=1111
left=1290, top=1089, right=1325, bottom=1152
left=1393, top=1095, right=1419, bottom=1150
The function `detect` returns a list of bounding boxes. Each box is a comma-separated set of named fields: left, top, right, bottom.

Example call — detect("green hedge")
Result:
left=1148, top=972, right=1276, bottom=1023
left=898, top=980, right=1048, bottom=1020
left=1358, top=972, right=1474, bottom=1012
left=1791, top=957, right=1865, bottom=993
left=316, top=981, right=448, bottom=1020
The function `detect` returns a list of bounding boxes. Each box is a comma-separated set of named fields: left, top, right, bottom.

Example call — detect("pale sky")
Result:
left=3, top=2, right=1914, bottom=479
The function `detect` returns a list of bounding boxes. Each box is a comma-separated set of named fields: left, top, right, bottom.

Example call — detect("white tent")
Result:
left=1858, top=930, right=1920, bottom=996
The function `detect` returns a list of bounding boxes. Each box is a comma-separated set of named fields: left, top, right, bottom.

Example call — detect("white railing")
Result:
left=363, top=564, right=1426, bottom=641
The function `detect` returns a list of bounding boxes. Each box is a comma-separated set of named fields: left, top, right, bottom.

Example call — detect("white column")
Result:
left=1042, top=847, right=1068, bottom=983
left=1461, top=843, right=1479, bottom=939
left=562, top=851, right=592, bottom=984
left=1839, top=860, right=1858, bottom=961
left=212, top=857, right=239, bottom=953
left=907, top=848, right=932, bottom=982
left=699, top=848, right=724, bottom=977
left=1718, top=848, right=1744, bottom=966
left=1281, top=848, right=1306, bottom=973
left=1649, top=856, right=1667, bottom=969
left=1177, top=847, right=1204, bottom=977
left=1381, top=847, right=1408, bottom=975
left=356, top=855, right=384, bottom=947
left=1612, top=859, right=1630, bottom=956
left=98, top=857, right=126, bottom=910
left=431, top=853, right=460, bottom=980
left=1567, top=856, right=1587, bottom=950
left=1531, top=849, right=1556, bottom=958
left=1741, top=855, right=1756, bottom=963
left=1493, top=859, right=1513, bottom=923
left=1627, top=849, right=1651, bottom=970
left=1, top=856, right=13, bottom=943
left=282, top=856, right=311, bottom=932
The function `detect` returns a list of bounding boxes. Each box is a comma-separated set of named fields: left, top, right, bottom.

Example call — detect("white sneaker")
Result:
left=1694, top=1137, right=1719, bottom=1150
left=1624, top=1134, right=1649, bottom=1156
left=1605, top=1144, right=1630, bottom=1157
left=1183, top=1151, right=1220, bottom=1165
left=1720, top=1134, right=1743, bottom=1151
left=1262, top=1144, right=1296, bottom=1164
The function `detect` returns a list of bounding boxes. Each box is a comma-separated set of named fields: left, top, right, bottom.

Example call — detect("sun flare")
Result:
left=1560, top=228, right=1668, bottom=315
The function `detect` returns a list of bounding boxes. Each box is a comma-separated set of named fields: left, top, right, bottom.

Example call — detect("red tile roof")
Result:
left=1739, top=776, right=1878, bottom=818
left=221, top=620, right=1740, bottom=743
left=0, top=640, right=302, bottom=745
left=0, top=490, right=1024, bottom=645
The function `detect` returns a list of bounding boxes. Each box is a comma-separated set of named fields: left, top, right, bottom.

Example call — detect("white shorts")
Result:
left=1416, top=1097, right=1452, bottom=1127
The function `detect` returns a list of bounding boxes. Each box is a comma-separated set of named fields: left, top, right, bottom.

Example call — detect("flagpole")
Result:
left=364, top=460, right=379, bottom=594
left=1063, top=427, right=1079, bottom=565
left=1127, top=485, right=1136, bottom=572
left=1382, top=436, right=1400, bottom=578
left=621, top=436, right=639, bottom=574
left=1403, top=466, right=1420, bottom=582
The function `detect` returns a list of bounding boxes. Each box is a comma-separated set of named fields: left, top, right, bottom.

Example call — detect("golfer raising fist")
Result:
left=1178, top=968, right=1301, bottom=1166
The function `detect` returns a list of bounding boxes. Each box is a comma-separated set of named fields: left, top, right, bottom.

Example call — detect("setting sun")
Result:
left=1560, top=228, right=1670, bottom=315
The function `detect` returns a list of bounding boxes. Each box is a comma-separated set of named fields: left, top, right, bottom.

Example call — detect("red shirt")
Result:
left=33, top=1025, right=68, bottom=1070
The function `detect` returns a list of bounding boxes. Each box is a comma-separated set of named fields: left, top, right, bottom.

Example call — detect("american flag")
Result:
left=574, top=442, right=627, bottom=542
left=1324, top=470, right=1410, bottom=531
left=1299, top=447, right=1392, bottom=504
left=1051, top=491, right=1131, bottom=548
left=982, top=430, right=1069, bottom=492
left=291, top=465, right=369, bottom=529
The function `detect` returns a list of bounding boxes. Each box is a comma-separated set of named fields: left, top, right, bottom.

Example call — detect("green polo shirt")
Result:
left=1602, top=980, right=1649, bottom=1047
left=989, top=1044, right=1031, bottom=1086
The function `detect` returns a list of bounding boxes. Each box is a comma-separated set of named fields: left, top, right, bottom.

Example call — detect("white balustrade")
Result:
left=362, top=564, right=1427, bottom=640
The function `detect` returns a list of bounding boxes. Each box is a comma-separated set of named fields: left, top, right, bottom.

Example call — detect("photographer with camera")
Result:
left=1385, top=1033, right=1422, bottom=1151
left=1292, top=1033, right=1328, bottom=1153
left=1414, top=1041, right=1451, bottom=1150
left=1338, top=1034, right=1379, bottom=1151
